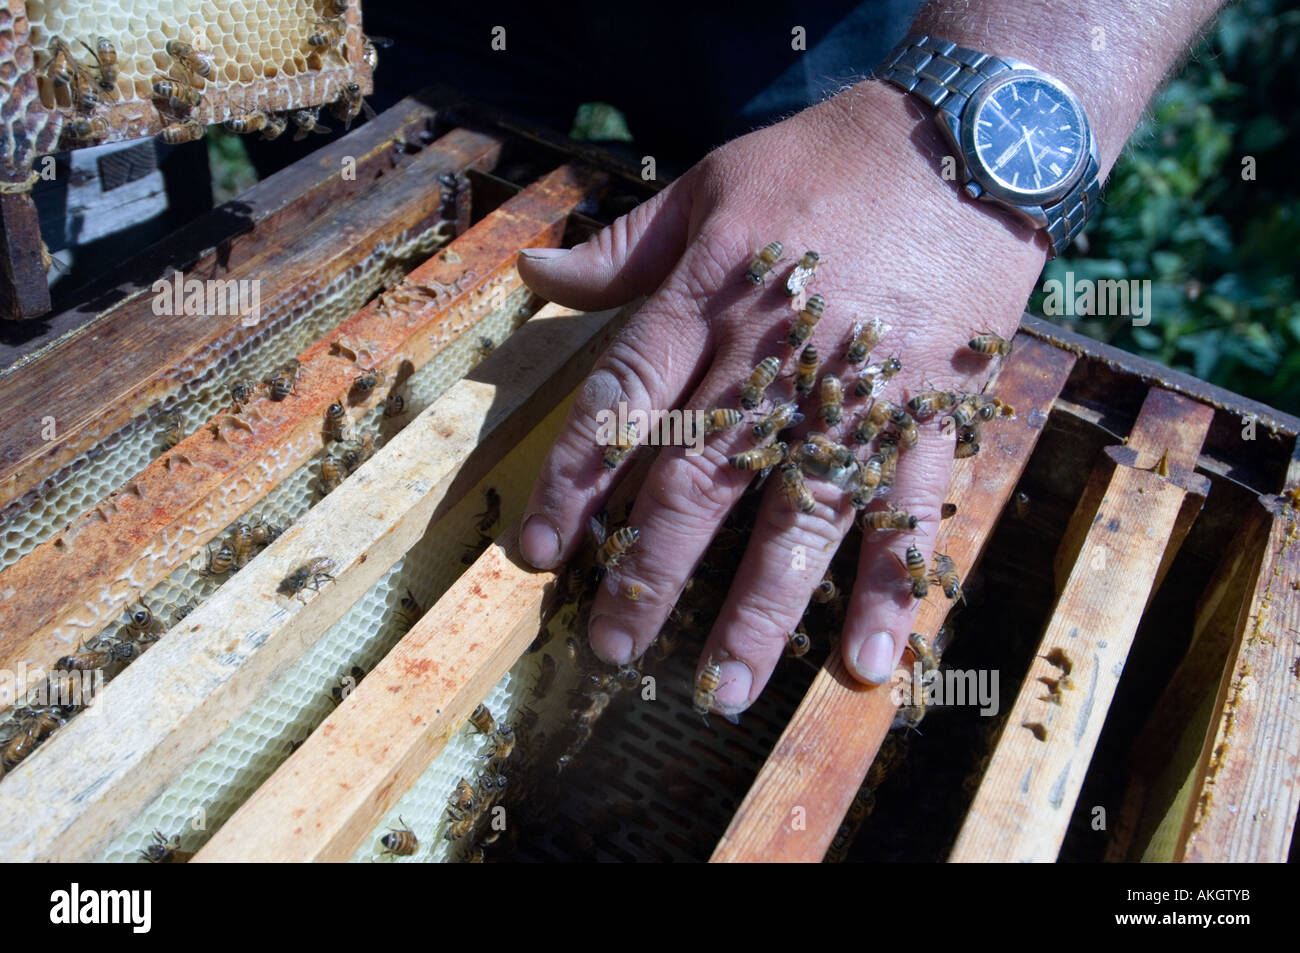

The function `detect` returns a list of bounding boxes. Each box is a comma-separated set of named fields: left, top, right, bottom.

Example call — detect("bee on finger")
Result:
left=796, top=433, right=858, bottom=487
left=818, top=374, right=844, bottom=426
left=908, top=388, right=959, bottom=419
left=753, top=400, right=802, bottom=441
left=794, top=345, right=820, bottom=395
left=955, top=424, right=980, bottom=458
left=862, top=503, right=920, bottom=532
left=745, top=241, right=783, bottom=285
left=693, top=657, right=723, bottom=718
left=877, top=437, right=900, bottom=491
left=845, top=318, right=889, bottom=365
left=784, top=250, right=820, bottom=298
left=853, top=356, right=902, bottom=399
left=930, top=553, right=964, bottom=601
left=969, top=330, right=1012, bottom=356
left=853, top=399, right=895, bottom=445
left=704, top=408, right=744, bottom=435
left=590, top=513, right=639, bottom=571
left=601, top=421, right=638, bottom=469
left=729, top=441, right=788, bottom=472
left=889, top=405, right=919, bottom=451
left=779, top=462, right=816, bottom=514
left=379, top=817, right=418, bottom=857
left=789, top=293, right=826, bottom=348
left=897, top=545, right=929, bottom=599
left=740, top=356, right=780, bottom=410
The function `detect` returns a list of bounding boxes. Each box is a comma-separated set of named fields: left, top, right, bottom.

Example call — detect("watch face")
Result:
left=964, top=71, right=1089, bottom=204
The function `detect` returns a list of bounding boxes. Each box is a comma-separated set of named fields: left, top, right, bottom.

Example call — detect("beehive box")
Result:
left=0, top=90, right=1296, bottom=864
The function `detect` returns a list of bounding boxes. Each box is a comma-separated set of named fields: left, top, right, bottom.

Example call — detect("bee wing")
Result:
left=587, top=513, right=609, bottom=546
left=786, top=411, right=805, bottom=430
left=784, top=264, right=813, bottom=298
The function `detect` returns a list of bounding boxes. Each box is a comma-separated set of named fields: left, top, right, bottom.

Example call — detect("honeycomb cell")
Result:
left=282, top=60, right=296, bottom=77
left=223, top=61, right=239, bottom=82
left=28, top=2, right=46, bottom=19
left=238, top=62, right=254, bottom=83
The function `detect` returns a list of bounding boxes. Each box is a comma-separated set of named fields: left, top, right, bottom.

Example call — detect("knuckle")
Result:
left=645, top=449, right=739, bottom=520
left=723, top=595, right=801, bottom=659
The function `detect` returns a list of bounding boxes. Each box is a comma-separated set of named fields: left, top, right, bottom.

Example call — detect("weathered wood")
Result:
left=0, top=188, right=49, bottom=320
left=1, top=93, right=450, bottom=369
left=0, top=163, right=603, bottom=714
left=0, top=301, right=629, bottom=862
left=710, top=336, right=1077, bottom=863
left=950, top=390, right=1214, bottom=862
left=1178, top=449, right=1300, bottom=862
left=1105, top=500, right=1273, bottom=861
left=0, top=126, right=502, bottom=521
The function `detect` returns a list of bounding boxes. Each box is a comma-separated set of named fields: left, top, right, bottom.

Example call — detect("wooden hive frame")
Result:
left=0, top=90, right=1297, bottom=863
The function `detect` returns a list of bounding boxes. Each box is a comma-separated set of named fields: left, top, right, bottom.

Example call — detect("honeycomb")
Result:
left=5, top=0, right=371, bottom=167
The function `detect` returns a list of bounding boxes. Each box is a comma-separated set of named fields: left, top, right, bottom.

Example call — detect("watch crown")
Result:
left=963, top=181, right=984, bottom=200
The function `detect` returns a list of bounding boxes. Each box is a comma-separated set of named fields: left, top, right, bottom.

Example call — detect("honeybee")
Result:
left=70, top=74, right=101, bottom=112
left=152, top=77, right=203, bottom=110
left=1, top=709, right=65, bottom=770
left=789, top=293, right=826, bottom=348
left=818, top=374, right=844, bottom=426
left=383, top=392, right=406, bottom=418
left=224, top=111, right=268, bottom=134
left=324, top=402, right=350, bottom=442
left=533, top=654, right=558, bottom=699
left=229, top=378, right=262, bottom=408
left=704, top=408, right=744, bottom=434
left=591, top=516, right=639, bottom=570
left=350, top=367, right=384, bottom=397
left=398, top=589, right=423, bottom=627
left=201, top=539, right=236, bottom=575
left=889, top=405, right=919, bottom=450
left=169, top=602, right=197, bottom=625
left=87, top=37, right=118, bottom=85
left=601, top=421, right=638, bottom=469
left=794, top=346, right=820, bottom=395
left=740, top=356, right=780, bottom=410
left=67, top=117, right=109, bottom=143
left=745, top=241, right=783, bottom=285
left=812, top=573, right=837, bottom=603
left=319, top=453, right=343, bottom=495
left=482, top=725, right=515, bottom=762
left=46, top=38, right=75, bottom=91
left=160, top=409, right=184, bottom=449
left=139, top=830, right=194, bottom=863
left=849, top=470, right=879, bottom=509
left=260, top=113, right=289, bottom=140
left=899, top=545, right=929, bottom=599
left=444, top=812, right=477, bottom=841
left=908, top=389, right=958, bottom=419
left=340, top=433, right=375, bottom=473
left=166, top=39, right=212, bottom=79
left=362, top=35, right=393, bottom=71
left=796, top=432, right=856, bottom=483
left=54, top=640, right=135, bottom=672
left=332, top=82, right=377, bottom=131
left=250, top=516, right=282, bottom=548
left=291, top=108, right=332, bottom=140
left=753, top=400, right=802, bottom=441
left=862, top=504, right=919, bottom=532
left=786, top=624, right=811, bottom=658
left=955, top=425, right=980, bottom=458
left=330, top=665, right=365, bottom=704
left=852, top=399, right=895, bottom=445
left=575, top=691, right=611, bottom=727
left=226, top=522, right=255, bottom=568
left=308, top=15, right=347, bottom=50
left=158, top=119, right=205, bottom=144
left=878, top=437, right=900, bottom=489
left=278, top=558, right=337, bottom=598
left=784, top=251, right=820, bottom=298
left=930, top=553, right=963, bottom=601
left=845, top=318, right=889, bottom=365
left=331, top=0, right=350, bottom=11
left=969, top=330, right=1012, bottom=356
left=729, top=441, right=788, bottom=472
left=693, top=657, right=723, bottom=718
left=853, top=357, right=902, bottom=399
left=469, top=703, right=497, bottom=735
left=780, top=463, right=816, bottom=514
left=475, top=487, right=501, bottom=534
left=377, top=817, right=418, bottom=857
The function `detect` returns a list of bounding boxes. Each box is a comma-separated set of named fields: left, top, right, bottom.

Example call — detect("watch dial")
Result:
left=972, top=77, right=1086, bottom=197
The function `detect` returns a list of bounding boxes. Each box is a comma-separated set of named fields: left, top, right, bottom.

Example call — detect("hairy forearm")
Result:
left=910, top=0, right=1230, bottom=174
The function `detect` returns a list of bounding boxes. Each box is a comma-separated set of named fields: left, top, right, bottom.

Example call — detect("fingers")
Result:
left=518, top=295, right=712, bottom=570
left=582, top=356, right=769, bottom=666
left=517, top=177, right=694, bottom=312
left=695, top=472, right=858, bottom=714
left=842, top=427, right=956, bottom=684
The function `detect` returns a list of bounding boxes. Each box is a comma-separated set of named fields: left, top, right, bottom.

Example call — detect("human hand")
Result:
left=514, top=79, right=1049, bottom=716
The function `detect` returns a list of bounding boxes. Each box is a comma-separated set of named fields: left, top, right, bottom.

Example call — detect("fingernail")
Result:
left=589, top=615, right=635, bottom=665
left=519, top=246, right=571, bottom=261
left=519, top=514, right=561, bottom=569
left=853, top=631, right=898, bottom=684
left=715, top=659, right=754, bottom=710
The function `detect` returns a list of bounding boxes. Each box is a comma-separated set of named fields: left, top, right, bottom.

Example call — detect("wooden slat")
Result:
left=0, top=163, right=601, bottom=700
left=0, top=301, right=629, bottom=862
left=710, top=335, right=1077, bottom=863
left=950, top=389, right=1214, bottom=862
left=1178, top=449, right=1300, bottom=862
left=0, top=124, right=500, bottom=517
left=1, top=93, right=448, bottom=369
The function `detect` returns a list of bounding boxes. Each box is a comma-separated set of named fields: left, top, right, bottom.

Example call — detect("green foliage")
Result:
left=1027, top=0, right=1300, bottom=413
left=570, top=102, right=634, bottom=142
left=206, top=127, right=258, bottom=206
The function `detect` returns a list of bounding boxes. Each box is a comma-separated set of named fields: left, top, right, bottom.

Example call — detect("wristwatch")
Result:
left=877, top=34, right=1100, bottom=258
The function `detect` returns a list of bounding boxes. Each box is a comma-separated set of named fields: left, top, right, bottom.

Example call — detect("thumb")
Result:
left=517, top=177, right=693, bottom=311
